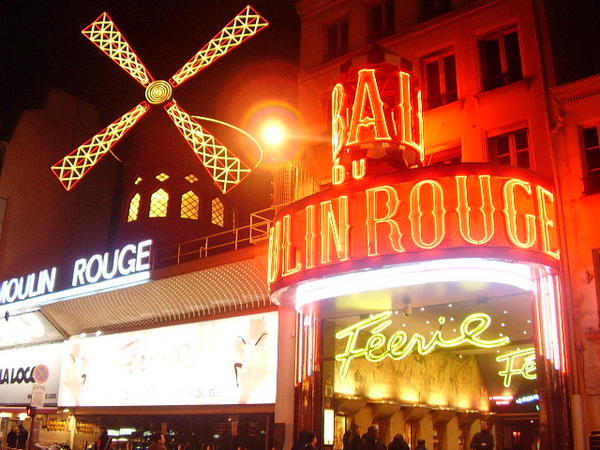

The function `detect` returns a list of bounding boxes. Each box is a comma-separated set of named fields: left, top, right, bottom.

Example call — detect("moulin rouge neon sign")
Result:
left=268, top=168, right=560, bottom=290
left=268, top=63, right=559, bottom=293
left=335, top=311, right=509, bottom=378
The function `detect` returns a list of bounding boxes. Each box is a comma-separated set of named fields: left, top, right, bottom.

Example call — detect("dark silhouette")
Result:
left=7, top=427, right=18, bottom=448
left=415, top=439, right=429, bottom=450
left=343, top=424, right=361, bottom=450
left=360, top=426, right=386, bottom=450
left=388, top=434, right=409, bottom=450
left=470, top=422, right=494, bottom=450
left=16, top=425, right=28, bottom=450
left=148, top=433, right=167, bottom=450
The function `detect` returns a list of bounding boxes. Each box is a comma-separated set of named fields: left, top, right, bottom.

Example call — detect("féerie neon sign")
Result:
left=335, top=311, right=509, bottom=378
left=496, top=347, right=537, bottom=388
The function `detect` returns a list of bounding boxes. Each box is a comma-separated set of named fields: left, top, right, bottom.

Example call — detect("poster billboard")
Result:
left=58, top=311, right=278, bottom=407
left=0, top=342, right=62, bottom=405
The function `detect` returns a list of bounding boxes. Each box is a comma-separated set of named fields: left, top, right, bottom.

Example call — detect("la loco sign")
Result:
left=268, top=164, right=559, bottom=293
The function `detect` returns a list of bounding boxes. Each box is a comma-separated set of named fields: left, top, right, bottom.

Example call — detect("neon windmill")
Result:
left=51, top=6, right=268, bottom=194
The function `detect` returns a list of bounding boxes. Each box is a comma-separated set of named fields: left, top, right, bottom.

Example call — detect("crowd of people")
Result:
left=6, top=424, right=29, bottom=449
left=292, top=422, right=494, bottom=450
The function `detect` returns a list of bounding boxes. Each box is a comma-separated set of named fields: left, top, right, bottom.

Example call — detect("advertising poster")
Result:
left=0, top=342, right=62, bottom=405
left=58, top=311, right=278, bottom=407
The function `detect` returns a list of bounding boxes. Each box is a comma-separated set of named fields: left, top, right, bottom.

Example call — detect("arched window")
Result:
left=149, top=188, right=169, bottom=218
left=127, top=193, right=140, bottom=222
left=181, top=191, right=199, bottom=220
left=211, top=197, right=225, bottom=227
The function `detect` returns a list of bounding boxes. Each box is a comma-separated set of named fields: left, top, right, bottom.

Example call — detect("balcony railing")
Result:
left=151, top=205, right=279, bottom=269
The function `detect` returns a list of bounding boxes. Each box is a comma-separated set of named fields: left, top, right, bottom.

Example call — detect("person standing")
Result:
left=7, top=426, right=18, bottom=448
left=414, top=439, right=429, bottom=450
left=16, top=424, right=28, bottom=450
left=343, top=424, right=361, bottom=450
left=470, top=422, right=494, bottom=450
left=148, top=433, right=167, bottom=450
left=388, top=434, right=409, bottom=450
left=361, top=426, right=386, bottom=450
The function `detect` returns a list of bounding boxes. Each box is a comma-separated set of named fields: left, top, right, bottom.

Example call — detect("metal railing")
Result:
left=151, top=205, right=279, bottom=269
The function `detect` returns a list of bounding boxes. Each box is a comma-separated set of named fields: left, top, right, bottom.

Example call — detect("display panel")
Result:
left=0, top=342, right=62, bottom=405
left=58, top=311, right=278, bottom=406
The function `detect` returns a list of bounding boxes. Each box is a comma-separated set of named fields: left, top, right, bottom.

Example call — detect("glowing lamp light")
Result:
left=261, top=121, right=287, bottom=147
left=295, top=258, right=535, bottom=311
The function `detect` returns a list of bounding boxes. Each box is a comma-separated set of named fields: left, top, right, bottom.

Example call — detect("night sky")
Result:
left=0, top=0, right=300, bottom=141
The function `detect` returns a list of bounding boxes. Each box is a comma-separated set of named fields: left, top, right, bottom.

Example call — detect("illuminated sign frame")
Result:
left=335, top=311, right=509, bottom=379
left=269, top=164, right=560, bottom=297
left=0, top=240, right=152, bottom=313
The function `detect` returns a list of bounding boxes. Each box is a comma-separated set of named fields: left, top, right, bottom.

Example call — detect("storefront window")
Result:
left=324, top=293, right=541, bottom=450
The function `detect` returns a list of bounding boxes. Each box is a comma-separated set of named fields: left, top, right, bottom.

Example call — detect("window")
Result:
left=149, top=188, right=169, bottom=218
left=325, top=19, right=349, bottom=61
left=127, top=193, right=140, bottom=222
left=479, top=27, right=523, bottom=91
left=180, top=191, right=199, bottom=220
left=422, top=51, right=458, bottom=109
left=582, top=125, right=600, bottom=193
left=488, top=128, right=530, bottom=168
left=419, top=0, right=451, bottom=22
left=211, top=197, right=225, bottom=227
left=369, top=0, right=395, bottom=41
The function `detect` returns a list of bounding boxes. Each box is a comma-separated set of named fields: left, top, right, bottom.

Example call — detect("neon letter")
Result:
left=117, top=244, right=137, bottom=275
left=365, top=185, right=404, bottom=256
left=496, top=347, right=537, bottom=388
left=503, top=179, right=536, bottom=248
left=282, top=214, right=302, bottom=277
left=305, top=205, right=317, bottom=269
left=396, top=72, right=424, bottom=162
left=72, top=259, right=86, bottom=287
left=347, top=69, right=391, bottom=146
left=409, top=180, right=446, bottom=249
left=456, top=175, right=495, bottom=245
left=331, top=83, right=346, bottom=162
left=320, top=196, right=350, bottom=264
left=267, top=221, right=282, bottom=284
left=536, top=186, right=560, bottom=259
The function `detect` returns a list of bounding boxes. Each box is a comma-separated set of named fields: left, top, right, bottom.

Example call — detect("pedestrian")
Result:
left=343, top=424, right=361, bottom=450
left=304, top=433, right=317, bottom=450
left=414, top=439, right=429, bottom=450
left=360, top=426, right=386, bottom=450
left=388, top=434, right=409, bottom=450
left=96, top=427, right=112, bottom=450
left=470, top=422, right=494, bottom=450
left=16, top=424, right=28, bottom=450
left=148, top=433, right=167, bottom=450
left=292, top=431, right=309, bottom=450
left=7, top=426, right=18, bottom=448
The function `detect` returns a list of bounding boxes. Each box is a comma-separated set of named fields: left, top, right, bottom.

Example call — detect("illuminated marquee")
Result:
left=269, top=164, right=560, bottom=292
left=335, top=311, right=509, bottom=378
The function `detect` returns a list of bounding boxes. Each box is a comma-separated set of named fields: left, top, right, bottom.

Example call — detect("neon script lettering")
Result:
left=335, top=312, right=509, bottom=378
left=496, top=347, right=537, bottom=388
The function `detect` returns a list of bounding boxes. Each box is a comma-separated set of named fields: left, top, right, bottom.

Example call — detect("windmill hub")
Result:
left=145, top=80, right=173, bottom=105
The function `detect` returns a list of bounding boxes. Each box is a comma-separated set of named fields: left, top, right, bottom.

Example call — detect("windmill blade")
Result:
left=51, top=102, right=149, bottom=191
left=82, top=12, right=154, bottom=87
left=164, top=100, right=251, bottom=194
left=169, top=6, right=268, bottom=87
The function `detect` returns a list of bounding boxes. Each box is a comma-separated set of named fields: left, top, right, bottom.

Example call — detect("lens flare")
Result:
left=262, top=121, right=287, bottom=147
